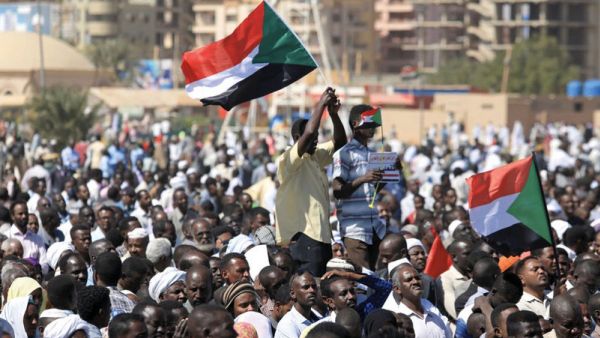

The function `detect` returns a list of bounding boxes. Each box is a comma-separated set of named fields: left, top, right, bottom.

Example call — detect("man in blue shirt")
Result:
left=333, top=105, right=396, bottom=270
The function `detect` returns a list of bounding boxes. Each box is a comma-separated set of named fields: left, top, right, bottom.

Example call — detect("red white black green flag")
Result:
left=181, top=1, right=317, bottom=110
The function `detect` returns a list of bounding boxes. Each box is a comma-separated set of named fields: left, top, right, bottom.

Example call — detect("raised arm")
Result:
left=297, top=88, right=333, bottom=157
left=327, top=94, right=346, bottom=151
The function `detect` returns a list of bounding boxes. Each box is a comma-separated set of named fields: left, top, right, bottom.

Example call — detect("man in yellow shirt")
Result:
left=275, top=88, right=346, bottom=277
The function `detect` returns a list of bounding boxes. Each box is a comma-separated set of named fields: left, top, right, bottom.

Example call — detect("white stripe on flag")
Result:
left=185, top=46, right=268, bottom=100
left=469, top=192, right=520, bottom=236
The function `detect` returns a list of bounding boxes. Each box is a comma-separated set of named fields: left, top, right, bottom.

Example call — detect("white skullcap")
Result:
left=148, top=267, right=186, bottom=302
left=326, top=258, right=355, bottom=272
left=551, top=219, right=571, bottom=241
left=401, top=224, right=419, bottom=237
left=169, top=174, right=187, bottom=190
left=146, top=238, right=172, bottom=264
left=226, top=234, right=255, bottom=254
left=128, top=228, right=148, bottom=240
left=266, top=163, right=276, bottom=174
left=448, top=220, right=463, bottom=238
left=406, top=238, right=426, bottom=253
left=42, top=314, right=92, bottom=338
left=177, top=160, right=188, bottom=170
left=186, top=167, right=198, bottom=176
left=47, top=242, right=74, bottom=270
left=226, top=148, right=236, bottom=156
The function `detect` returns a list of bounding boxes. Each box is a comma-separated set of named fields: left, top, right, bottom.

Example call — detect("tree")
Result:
left=428, top=35, right=579, bottom=95
left=85, top=39, right=136, bottom=84
left=27, top=86, right=99, bottom=149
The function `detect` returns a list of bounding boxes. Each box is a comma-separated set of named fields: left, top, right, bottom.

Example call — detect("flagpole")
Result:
left=531, top=151, right=562, bottom=281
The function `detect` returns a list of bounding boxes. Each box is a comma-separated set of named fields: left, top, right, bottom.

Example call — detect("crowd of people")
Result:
left=0, top=87, right=597, bottom=338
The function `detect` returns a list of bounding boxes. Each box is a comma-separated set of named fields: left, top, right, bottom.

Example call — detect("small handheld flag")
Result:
left=466, top=155, right=553, bottom=256
left=355, top=107, right=382, bottom=129
left=181, top=1, right=318, bottom=110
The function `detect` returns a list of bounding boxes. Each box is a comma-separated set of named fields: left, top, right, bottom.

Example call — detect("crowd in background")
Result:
left=0, top=88, right=597, bottom=338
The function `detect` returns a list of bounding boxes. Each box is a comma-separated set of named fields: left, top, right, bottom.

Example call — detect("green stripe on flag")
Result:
left=253, top=3, right=318, bottom=68
left=372, top=109, right=382, bottom=125
left=507, top=161, right=552, bottom=244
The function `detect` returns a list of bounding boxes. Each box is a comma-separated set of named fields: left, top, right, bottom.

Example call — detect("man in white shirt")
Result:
left=6, top=200, right=48, bottom=273
left=275, top=271, right=322, bottom=338
left=131, top=190, right=153, bottom=237
left=383, top=263, right=452, bottom=338
left=86, top=169, right=103, bottom=207
left=440, top=239, right=473, bottom=320
left=516, top=257, right=551, bottom=318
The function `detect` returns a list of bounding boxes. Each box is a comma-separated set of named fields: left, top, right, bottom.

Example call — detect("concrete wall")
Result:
left=380, top=93, right=600, bottom=145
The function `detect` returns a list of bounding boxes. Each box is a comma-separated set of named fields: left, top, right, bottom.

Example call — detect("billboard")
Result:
left=0, top=3, right=58, bottom=36
left=134, top=59, right=174, bottom=90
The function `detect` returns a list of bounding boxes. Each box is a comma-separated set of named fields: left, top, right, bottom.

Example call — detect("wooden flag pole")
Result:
left=531, top=151, right=562, bottom=282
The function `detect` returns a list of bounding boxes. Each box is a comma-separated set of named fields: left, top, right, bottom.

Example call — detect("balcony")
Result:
left=88, top=1, right=118, bottom=16
left=375, top=2, right=414, bottom=12
left=466, top=3, right=492, bottom=17
left=467, top=26, right=493, bottom=41
left=87, top=22, right=118, bottom=37
left=376, top=21, right=416, bottom=31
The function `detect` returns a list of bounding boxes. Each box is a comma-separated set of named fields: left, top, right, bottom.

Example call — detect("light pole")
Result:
left=36, top=0, right=46, bottom=92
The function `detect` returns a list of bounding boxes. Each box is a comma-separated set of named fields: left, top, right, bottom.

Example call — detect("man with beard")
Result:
left=275, top=271, right=322, bottom=338
left=184, top=265, right=212, bottom=311
left=6, top=200, right=48, bottom=272
left=192, top=218, right=215, bottom=256
left=516, top=257, right=551, bottom=318
left=382, top=264, right=451, bottom=337
left=319, top=268, right=392, bottom=321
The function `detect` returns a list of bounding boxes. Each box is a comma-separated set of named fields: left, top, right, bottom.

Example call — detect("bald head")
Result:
left=188, top=305, right=236, bottom=338
left=89, top=239, right=115, bottom=264
left=550, top=294, right=584, bottom=338
left=178, top=249, right=209, bottom=271
left=186, top=265, right=213, bottom=307
left=377, top=234, right=408, bottom=270
left=1, top=238, right=23, bottom=258
left=574, top=260, right=600, bottom=294
left=472, top=257, right=500, bottom=290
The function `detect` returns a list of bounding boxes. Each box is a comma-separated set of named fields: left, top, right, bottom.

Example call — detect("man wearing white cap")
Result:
left=148, top=267, right=187, bottom=304
left=123, top=228, right=149, bottom=260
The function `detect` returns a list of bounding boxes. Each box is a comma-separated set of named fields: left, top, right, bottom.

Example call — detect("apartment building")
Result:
left=467, top=0, right=599, bottom=77
left=192, top=0, right=376, bottom=78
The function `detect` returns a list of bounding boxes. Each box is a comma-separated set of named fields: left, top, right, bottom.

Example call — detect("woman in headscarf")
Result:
left=42, top=314, right=94, bottom=338
left=235, top=311, right=273, bottom=338
left=6, top=277, right=42, bottom=308
left=222, top=281, right=261, bottom=319
left=0, top=296, right=38, bottom=338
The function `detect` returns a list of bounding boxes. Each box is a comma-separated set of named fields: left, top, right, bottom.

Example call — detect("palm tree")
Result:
left=27, top=86, right=99, bottom=148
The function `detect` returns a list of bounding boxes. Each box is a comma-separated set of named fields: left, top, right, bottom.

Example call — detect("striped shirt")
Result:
left=332, top=138, right=385, bottom=244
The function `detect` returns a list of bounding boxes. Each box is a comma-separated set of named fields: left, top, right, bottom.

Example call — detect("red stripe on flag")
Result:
left=181, top=2, right=265, bottom=83
left=466, top=155, right=532, bottom=209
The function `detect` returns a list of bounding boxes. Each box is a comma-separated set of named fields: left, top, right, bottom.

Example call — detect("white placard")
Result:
left=244, top=244, right=270, bottom=281
left=367, top=152, right=400, bottom=182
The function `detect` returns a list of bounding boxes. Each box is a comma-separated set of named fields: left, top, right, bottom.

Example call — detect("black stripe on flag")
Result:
left=482, top=223, right=552, bottom=256
left=201, top=63, right=316, bottom=110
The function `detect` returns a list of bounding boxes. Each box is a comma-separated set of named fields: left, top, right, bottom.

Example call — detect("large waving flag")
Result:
left=181, top=1, right=317, bottom=110
left=466, top=155, right=553, bottom=256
